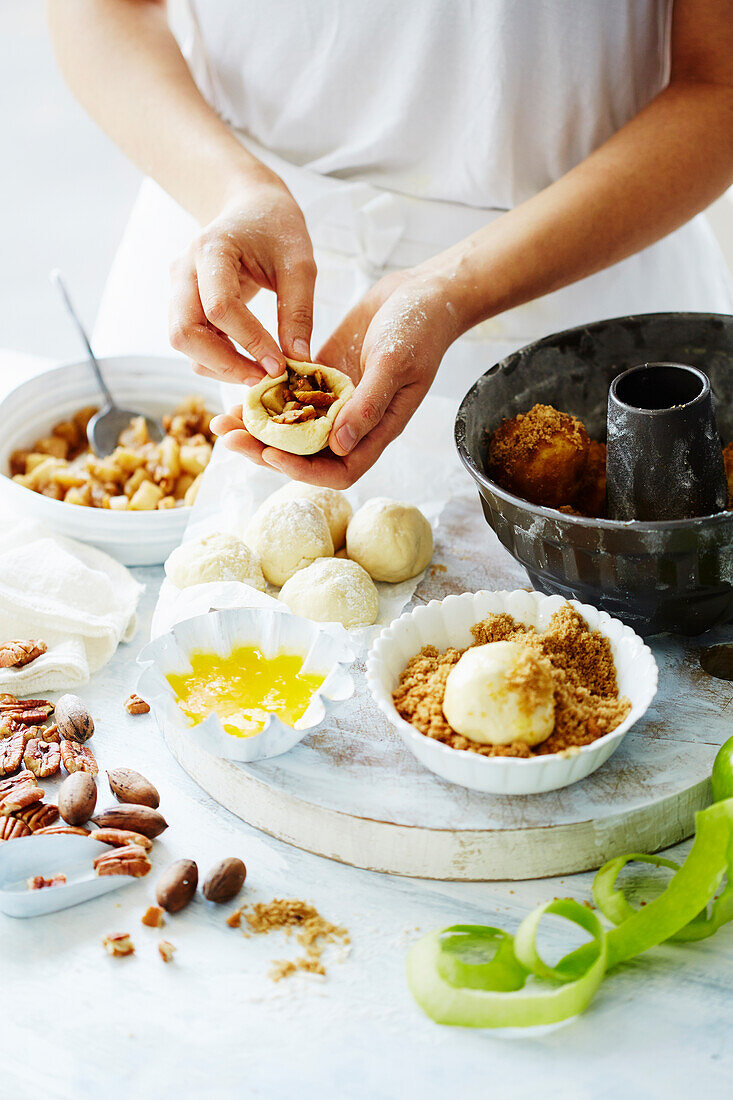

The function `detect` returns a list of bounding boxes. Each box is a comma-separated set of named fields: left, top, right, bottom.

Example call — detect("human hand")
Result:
left=211, top=267, right=462, bottom=487
left=169, top=170, right=317, bottom=383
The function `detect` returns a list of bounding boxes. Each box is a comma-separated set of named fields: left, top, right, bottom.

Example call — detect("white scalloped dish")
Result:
left=137, top=608, right=355, bottom=763
left=366, top=590, right=658, bottom=795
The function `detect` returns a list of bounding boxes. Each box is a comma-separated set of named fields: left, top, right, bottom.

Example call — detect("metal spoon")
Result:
left=51, top=269, right=164, bottom=457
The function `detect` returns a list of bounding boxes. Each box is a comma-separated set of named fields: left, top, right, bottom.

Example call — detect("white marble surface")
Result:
left=2, top=350, right=733, bottom=1099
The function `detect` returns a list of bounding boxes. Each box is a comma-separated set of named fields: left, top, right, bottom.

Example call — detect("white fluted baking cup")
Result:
left=137, top=607, right=355, bottom=763
left=366, top=590, right=658, bottom=795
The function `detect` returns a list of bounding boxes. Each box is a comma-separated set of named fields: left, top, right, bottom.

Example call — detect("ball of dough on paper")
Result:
left=246, top=498, right=334, bottom=586
left=279, top=558, right=379, bottom=628
left=165, top=532, right=266, bottom=590
left=346, top=498, right=433, bottom=583
left=265, top=483, right=352, bottom=550
left=443, top=641, right=555, bottom=746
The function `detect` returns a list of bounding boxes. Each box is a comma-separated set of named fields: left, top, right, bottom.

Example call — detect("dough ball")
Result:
left=443, top=641, right=555, bottom=746
left=487, top=404, right=590, bottom=509
left=279, top=558, right=379, bottom=628
left=346, top=498, right=433, bottom=583
left=265, top=483, right=352, bottom=550
left=165, top=532, right=266, bottom=591
left=246, top=498, right=334, bottom=586
left=242, top=359, right=354, bottom=455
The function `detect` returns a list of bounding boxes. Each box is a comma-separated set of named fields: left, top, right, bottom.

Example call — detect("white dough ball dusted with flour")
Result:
left=165, top=533, right=266, bottom=590
left=346, top=498, right=433, bottom=583
left=265, top=483, right=353, bottom=550
left=442, top=641, right=555, bottom=746
left=279, top=558, right=379, bottom=628
left=246, top=498, right=334, bottom=586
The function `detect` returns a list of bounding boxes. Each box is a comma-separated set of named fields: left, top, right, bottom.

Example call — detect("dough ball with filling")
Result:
left=346, top=498, right=433, bottom=583
left=165, top=532, right=266, bottom=591
left=442, top=641, right=555, bottom=746
left=264, top=483, right=352, bottom=550
left=246, top=498, right=334, bottom=586
left=487, top=404, right=590, bottom=509
left=242, top=359, right=354, bottom=456
left=279, top=558, right=379, bottom=629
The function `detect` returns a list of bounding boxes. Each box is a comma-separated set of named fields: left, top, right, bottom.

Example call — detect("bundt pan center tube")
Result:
left=454, top=313, right=733, bottom=637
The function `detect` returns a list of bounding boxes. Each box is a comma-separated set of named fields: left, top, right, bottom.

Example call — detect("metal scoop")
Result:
left=51, top=269, right=164, bottom=457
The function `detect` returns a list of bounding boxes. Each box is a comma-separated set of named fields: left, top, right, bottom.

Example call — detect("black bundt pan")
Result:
left=455, top=313, right=733, bottom=637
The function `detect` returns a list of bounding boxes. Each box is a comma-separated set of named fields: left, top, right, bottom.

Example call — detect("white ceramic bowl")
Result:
left=137, top=607, right=355, bottom=763
left=366, top=589, right=658, bottom=795
left=0, top=356, right=221, bottom=566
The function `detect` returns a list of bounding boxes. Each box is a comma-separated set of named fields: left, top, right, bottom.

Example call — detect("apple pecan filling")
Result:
left=261, top=367, right=340, bottom=425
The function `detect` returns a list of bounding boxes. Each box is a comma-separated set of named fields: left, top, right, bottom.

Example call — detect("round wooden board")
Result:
left=165, top=494, right=732, bottom=880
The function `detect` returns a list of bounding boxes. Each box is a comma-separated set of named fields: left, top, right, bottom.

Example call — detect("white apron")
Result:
left=94, top=0, right=733, bottom=434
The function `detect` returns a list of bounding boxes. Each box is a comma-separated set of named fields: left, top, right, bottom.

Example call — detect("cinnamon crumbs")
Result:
left=393, top=605, right=631, bottom=758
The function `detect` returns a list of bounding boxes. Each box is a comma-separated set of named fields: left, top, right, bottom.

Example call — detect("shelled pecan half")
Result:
left=0, top=697, right=54, bottom=726
left=0, top=641, right=47, bottom=669
left=0, top=817, right=31, bottom=842
left=0, top=776, right=44, bottom=816
left=14, top=802, right=60, bottom=831
left=92, top=828, right=153, bottom=851
left=0, top=733, right=28, bottom=778
left=94, top=844, right=152, bottom=878
left=23, top=738, right=61, bottom=778
left=124, top=694, right=150, bottom=716
left=35, top=825, right=90, bottom=837
left=59, top=739, right=98, bottom=776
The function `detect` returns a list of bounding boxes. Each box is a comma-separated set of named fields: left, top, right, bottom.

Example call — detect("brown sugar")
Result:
left=237, top=898, right=350, bottom=981
left=392, top=605, right=631, bottom=758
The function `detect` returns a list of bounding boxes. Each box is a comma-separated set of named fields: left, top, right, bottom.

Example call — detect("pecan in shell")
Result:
left=23, top=738, right=61, bottom=778
left=0, top=641, right=47, bottom=669
left=54, top=694, right=94, bottom=744
left=59, top=739, right=98, bottom=776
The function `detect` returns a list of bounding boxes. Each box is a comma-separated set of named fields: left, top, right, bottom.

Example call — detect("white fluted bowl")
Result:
left=138, top=607, right=355, bottom=763
left=366, top=590, right=658, bottom=795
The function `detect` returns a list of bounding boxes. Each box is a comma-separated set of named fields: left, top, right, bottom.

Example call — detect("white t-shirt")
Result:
left=174, top=0, right=672, bottom=209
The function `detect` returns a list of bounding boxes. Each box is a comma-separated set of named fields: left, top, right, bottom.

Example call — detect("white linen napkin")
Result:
left=0, top=521, right=143, bottom=693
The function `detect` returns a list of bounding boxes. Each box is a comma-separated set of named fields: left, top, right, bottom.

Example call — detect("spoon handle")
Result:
left=50, top=269, right=115, bottom=408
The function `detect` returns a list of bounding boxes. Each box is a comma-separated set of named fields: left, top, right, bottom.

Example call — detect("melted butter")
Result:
left=167, top=645, right=325, bottom=738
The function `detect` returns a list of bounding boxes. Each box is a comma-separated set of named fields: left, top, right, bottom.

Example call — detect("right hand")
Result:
left=169, top=170, right=317, bottom=383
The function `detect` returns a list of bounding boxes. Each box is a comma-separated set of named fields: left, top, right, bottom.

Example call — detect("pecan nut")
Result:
left=158, top=940, right=176, bottom=963
left=202, top=858, right=246, bottom=904
left=41, top=724, right=60, bottom=743
left=58, top=772, right=97, bottom=825
left=92, top=828, right=153, bottom=851
left=92, top=804, right=167, bottom=838
left=107, top=768, right=160, bottom=809
left=0, top=641, right=47, bottom=669
left=14, top=802, right=60, bottom=831
left=94, top=844, right=152, bottom=878
left=102, top=933, right=135, bottom=957
left=55, top=694, right=94, bottom=743
left=155, top=859, right=198, bottom=912
left=27, top=873, right=66, bottom=890
left=0, top=775, right=44, bottom=815
left=35, top=825, right=90, bottom=836
left=0, top=816, right=31, bottom=841
left=124, top=694, right=150, bottom=716
left=0, top=697, right=54, bottom=725
left=23, top=738, right=61, bottom=778
left=0, top=732, right=25, bottom=777
left=141, top=905, right=165, bottom=928
left=59, top=739, right=98, bottom=776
